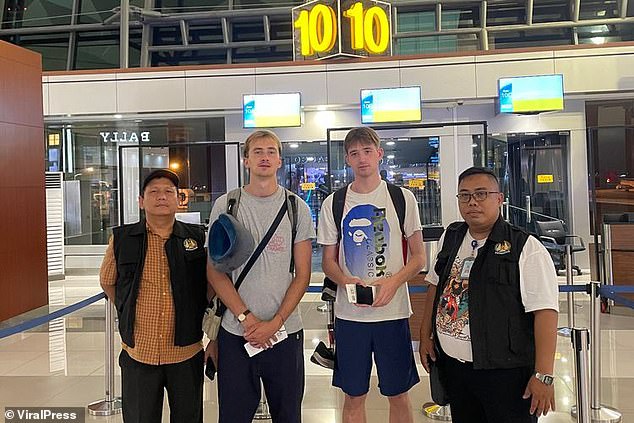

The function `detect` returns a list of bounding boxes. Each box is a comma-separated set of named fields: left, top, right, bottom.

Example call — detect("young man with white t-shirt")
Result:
left=318, top=127, right=426, bottom=423
left=419, top=167, right=559, bottom=423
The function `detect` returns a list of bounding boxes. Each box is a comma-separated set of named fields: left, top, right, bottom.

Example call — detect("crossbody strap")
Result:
left=216, top=198, right=288, bottom=317
left=233, top=198, right=288, bottom=290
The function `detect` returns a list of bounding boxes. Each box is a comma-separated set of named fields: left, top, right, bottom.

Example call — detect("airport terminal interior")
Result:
left=2, top=0, right=634, bottom=421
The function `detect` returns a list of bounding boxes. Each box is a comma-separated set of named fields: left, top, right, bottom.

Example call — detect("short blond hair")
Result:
left=343, top=127, right=381, bottom=153
left=243, top=130, right=283, bottom=158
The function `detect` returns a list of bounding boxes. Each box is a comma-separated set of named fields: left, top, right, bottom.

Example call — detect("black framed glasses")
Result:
left=456, top=191, right=500, bottom=203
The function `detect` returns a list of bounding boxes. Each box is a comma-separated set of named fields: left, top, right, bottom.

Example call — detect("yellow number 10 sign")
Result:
left=292, top=0, right=392, bottom=60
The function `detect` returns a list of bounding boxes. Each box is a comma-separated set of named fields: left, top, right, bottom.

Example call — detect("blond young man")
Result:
left=207, top=130, right=315, bottom=423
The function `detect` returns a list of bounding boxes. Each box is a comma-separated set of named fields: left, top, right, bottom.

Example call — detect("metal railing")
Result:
left=4, top=283, right=634, bottom=422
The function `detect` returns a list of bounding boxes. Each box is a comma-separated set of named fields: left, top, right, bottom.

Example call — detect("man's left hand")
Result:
left=244, top=318, right=282, bottom=348
left=372, top=277, right=400, bottom=307
left=523, top=376, right=556, bottom=417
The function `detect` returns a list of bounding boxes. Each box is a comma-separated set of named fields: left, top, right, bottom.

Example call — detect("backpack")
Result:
left=225, top=187, right=298, bottom=273
left=332, top=182, right=408, bottom=262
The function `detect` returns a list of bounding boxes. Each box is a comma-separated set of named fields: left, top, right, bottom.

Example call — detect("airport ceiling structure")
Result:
left=0, top=0, right=633, bottom=70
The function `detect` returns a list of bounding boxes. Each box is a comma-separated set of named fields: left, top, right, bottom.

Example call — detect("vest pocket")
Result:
left=494, top=254, right=519, bottom=286
left=508, top=316, right=528, bottom=354
left=185, top=248, right=206, bottom=261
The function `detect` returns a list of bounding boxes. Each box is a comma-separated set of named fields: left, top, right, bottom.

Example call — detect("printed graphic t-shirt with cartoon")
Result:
left=318, top=181, right=422, bottom=323
left=426, top=232, right=560, bottom=362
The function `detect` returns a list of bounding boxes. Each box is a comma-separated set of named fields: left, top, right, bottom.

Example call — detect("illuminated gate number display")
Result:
left=293, top=0, right=392, bottom=59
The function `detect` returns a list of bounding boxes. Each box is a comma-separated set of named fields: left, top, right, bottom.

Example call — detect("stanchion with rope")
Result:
left=88, top=298, right=122, bottom=416
left=558, top=244, right=576, bottom=338
left=422, top=402, right=451, bottom=421
left=571, top=327, right=591, bottom=423
left=571, top=282, right=621, bottom=423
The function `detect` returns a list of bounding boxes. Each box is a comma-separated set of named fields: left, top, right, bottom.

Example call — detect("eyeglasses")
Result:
left=456, top=191, right=500, bottom=203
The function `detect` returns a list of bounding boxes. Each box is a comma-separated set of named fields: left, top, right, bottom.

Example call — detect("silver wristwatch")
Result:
left=534, top=372, right=554, bottom=386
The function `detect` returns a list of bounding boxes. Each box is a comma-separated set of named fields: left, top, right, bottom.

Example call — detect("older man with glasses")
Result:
left=419, top=166, right=559, bottom=423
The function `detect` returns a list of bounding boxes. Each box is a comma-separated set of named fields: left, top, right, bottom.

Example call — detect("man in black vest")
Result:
left=100, top=169, right=209, bottom=423
left=419, top=167, right=559, bottom=423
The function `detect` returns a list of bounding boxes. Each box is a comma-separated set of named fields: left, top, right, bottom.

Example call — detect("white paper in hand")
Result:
left=244, top=325, right=288, bottom=357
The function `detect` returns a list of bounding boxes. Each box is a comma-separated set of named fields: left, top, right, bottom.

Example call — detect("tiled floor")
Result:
left=1, top=273, right=633, bottom=422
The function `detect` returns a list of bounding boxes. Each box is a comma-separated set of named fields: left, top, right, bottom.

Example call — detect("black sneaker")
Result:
left=310, top=341, right=335, bottom=370
left=321, top=277, right=337, bottom=302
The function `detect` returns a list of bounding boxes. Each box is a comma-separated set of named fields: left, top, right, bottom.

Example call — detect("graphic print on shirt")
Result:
left=342, top=204, right=391, bottom=280
left=436, top=256, right=470, bottom=340
left=266, top=233, right=287, bottom=253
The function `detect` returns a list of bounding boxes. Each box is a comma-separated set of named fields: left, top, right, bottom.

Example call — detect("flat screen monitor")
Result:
left=361, top=86, right=422, bottom=124
left=498, top=74, right=564, bottom=114
left=243, top=93, right=301, bottom=128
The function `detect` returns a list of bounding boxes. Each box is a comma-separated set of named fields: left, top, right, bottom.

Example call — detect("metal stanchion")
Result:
left=88, top=298, right=122, bottom=416
left=571, top=328, right=591, bottom=423
left=253, top=383, right=271, bottom=420
left=504, top=199, right=510, bottom=222
left=558, top=245, right=576, bottom=338
left=572, top=283, right=621, bottom=422
left=603, top=223, right=614, bottom=309
left=422, top=402, right=452, bottom=421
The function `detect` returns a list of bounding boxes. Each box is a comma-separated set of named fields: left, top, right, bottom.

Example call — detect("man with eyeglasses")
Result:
left=419, top=167, right=559, bottom=423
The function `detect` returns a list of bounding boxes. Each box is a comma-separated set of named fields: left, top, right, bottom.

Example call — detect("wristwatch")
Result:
left=534, top=372, right=554, bottom=386
left=237, top=309, right=251, bottom=323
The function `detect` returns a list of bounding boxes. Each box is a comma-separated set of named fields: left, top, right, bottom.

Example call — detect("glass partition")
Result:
left=474, top=131, right=571, bottom=234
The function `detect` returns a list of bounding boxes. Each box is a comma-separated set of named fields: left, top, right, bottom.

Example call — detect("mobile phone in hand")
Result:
left=205, top=356, right=216, bottom=381
left=345, top=284, right=376, bottom=305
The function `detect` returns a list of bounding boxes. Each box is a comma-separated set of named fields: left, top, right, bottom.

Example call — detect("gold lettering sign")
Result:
left=301, top=182, right=316, bottom=191
left=292, top=0, right=392, bottom=61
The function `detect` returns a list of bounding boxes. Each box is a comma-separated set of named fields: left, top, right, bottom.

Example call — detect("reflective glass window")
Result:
left=2, top=0, right=71, bottom=28
left=154, top=0, right=228, bottom=13
left=490, top=28, right=573, bottom=49
left=533, top=0, right=571, bottom=23
left=78, top=0, right=144, bottom=24
left=75, top=30, right=141, bottom=69
left=13, top=32, right=69, bottom=70
left=579, top=0, right=620, bottom=20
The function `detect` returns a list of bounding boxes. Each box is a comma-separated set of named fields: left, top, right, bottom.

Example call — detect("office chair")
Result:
left=535, top=220, right=585, bottom=275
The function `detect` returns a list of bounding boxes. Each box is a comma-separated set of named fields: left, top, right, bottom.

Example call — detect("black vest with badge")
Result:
left=432, top=216, right=534, bottom=370
left=113, top=219, right=208, bottom=348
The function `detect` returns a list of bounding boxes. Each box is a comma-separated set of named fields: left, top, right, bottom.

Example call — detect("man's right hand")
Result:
left=204, top=340, right=218, bottom=367
left=419, top=336, right=436, bottom=373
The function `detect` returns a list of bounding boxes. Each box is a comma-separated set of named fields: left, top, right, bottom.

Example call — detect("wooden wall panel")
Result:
left=0, top=41, right=46, bottom=322
left=409, top=273, right=428, bottom=342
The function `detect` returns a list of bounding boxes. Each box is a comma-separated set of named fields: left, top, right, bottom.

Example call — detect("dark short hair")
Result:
left=458, top=167, right=499, bottom=187
left=141, top=169, right=179, bottom=194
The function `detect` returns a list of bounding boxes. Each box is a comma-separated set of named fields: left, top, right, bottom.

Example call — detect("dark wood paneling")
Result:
left=0, top=41, right=46, bottom=322
left=609, top=225, right=634, bottom=251
left=409, top=273, right=428, bottom=342
left=0, top=57, right=43, bottom=128
left=611, top=252, right=634, bottom=301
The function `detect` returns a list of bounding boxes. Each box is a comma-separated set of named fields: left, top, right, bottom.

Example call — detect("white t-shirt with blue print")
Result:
left=318, top=181, right=423, bottom=323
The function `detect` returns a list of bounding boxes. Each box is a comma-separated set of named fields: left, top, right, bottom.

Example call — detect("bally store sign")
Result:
left=292, top=0, right=392, bottom=61
left=99, top=131, right=151, bottom=143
